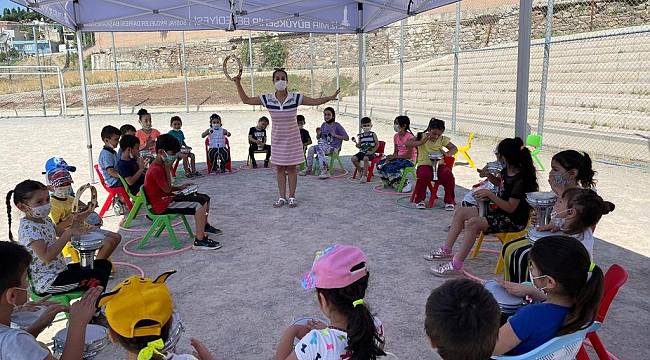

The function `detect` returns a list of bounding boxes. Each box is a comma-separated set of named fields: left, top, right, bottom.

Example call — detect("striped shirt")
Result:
left=357, top=131, right=376, bottom=153
left=259, top=92, right=305, bottom=166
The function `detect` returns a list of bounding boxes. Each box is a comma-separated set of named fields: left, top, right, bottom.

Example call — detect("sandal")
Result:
left=288, top=197, right=297, bottom=208
left=273, top=198, right=287, bottom=208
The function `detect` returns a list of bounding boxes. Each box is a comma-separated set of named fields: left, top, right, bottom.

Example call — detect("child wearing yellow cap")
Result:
left=97, top=271, right=214, bottom=360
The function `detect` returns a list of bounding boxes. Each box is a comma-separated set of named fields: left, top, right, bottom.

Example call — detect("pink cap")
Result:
left=301, top=244, right=368, bottom=290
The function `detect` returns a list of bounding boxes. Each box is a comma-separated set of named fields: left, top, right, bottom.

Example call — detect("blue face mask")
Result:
left=552, top=172, right=569, bottom=186
left=163, top=151, right=177, bottom=163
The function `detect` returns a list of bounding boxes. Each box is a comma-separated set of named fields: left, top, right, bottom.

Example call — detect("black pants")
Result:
left=40, top=260, right=112, bottom=296
left=208, top=147, right=230, bottom=172
left=249, top=144, right=271, bottom=167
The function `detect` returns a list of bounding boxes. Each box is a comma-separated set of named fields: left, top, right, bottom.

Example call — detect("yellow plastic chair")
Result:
left=472, top=216, right=532, bottom=274
left=454, top=132, right=476, bottom=168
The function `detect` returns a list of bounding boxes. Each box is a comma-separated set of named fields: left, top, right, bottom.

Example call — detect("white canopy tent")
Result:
left=11, top=0, right=533, bottom=180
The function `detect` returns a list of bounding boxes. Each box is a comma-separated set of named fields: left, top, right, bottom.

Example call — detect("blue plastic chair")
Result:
left=492, top=322, right=600, bottom=360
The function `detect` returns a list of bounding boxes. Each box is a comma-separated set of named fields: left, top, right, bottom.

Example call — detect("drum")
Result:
left=428, top=153, right=444, bottom=181
left=53, top=324, right=109, bottom=359
left=71, top=231, right=104, bottom=269
left=162, top=312, right=185, bottom=353
left=180, top=146, right=192, bottom=154
left=484, top=280, right=526, bottom=316
left=10, top=305, right=46, bottom=329
left=478, top=199, right=490, bottom=217
left=84, top=212, right=102, bottom=227
left=291, top=317, right=329, bottom=345
left=179, top=185, right=198, bottom=196
left=525, top=191, right=557, bottom=226
left=526, top=228, right=555, bottom=245
left=485, top=161, right=504, bottom=176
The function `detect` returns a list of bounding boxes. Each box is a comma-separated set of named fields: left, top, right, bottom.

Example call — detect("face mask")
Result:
left=325, top=118, right=335, bottom=124
left=394, top=124, right=401, bottom=132
left=142, top=124, right=152, bottom=130
left=53, top=186, right=72, bottom=198
left=298, top=124, right=304, bottom=129
left=29, top=203, right=52, bottom=219
left=274, top=80, right=287, bottom=91
left=212, top=124, right=221, bottom=129
left=172, top=128, right=181, bottom=132
left=163, top=151, right=177, bottom=163
left=362, top=126, right=372, bottom=132
left=551, top=172, right=569, bottom=186
left=529, top=270, right=549, bottom=294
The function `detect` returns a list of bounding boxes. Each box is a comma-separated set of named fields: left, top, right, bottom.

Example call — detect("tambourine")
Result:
left=72, top=183, right=98, bottom=214
left=223, top=54, right=243, bottom=81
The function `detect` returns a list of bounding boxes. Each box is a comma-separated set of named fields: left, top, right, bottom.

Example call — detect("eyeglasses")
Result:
left=13, top=287, right=28, bottom=292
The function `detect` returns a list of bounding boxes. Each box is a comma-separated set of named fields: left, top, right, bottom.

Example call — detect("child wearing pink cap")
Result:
left=273, top=244, right=386, bottom=360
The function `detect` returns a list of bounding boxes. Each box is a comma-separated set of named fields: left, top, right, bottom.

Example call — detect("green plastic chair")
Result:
left=137, top=186, right=194, bottom=250
left=395, top=166, right=416, bottom=192
left=118, top=175, right=145, bottom=229
left=28, top=275, right=84, bottom=319
left=313, top=150, right=345, bottom=175
left=526, top=133, right=545, bottom=171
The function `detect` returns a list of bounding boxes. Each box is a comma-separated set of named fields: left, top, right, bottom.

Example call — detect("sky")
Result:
left=1, top=1, right=24, bottom=11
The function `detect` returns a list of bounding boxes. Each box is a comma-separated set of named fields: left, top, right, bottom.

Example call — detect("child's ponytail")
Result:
left=6, top=190, right=14, bottom=242
left=562, top=264, right=604, bottom=335
left=561, top=189, right=614, bottom=234
left=497, top=138, right=539, bottom=192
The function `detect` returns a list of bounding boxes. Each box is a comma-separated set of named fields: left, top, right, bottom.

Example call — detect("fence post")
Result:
left=111, top=32, right=122, bottom=115
left=248, top=31, right=255, bottom=112
left=538, top=0, right=554, bottom=136
left=181, top=31, right=189, bottom=113
left=399, top=19, right=405, bottom=116
left=309, top=32, right=315, bottom=97
left=32, top=25, right=46, bottom=116
left=515, top=0, right=533, bottom=140
left=335, top=33, right=340, bottom=114
left=451, top=2, right=460, bottom=133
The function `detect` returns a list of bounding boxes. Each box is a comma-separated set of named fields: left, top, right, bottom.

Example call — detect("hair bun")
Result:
left=602, top=201, right=615, bottom=214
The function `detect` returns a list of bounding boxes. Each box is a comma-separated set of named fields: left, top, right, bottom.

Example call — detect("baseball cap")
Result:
left=301, top=244, right=368, bottom=290
left=98, top=271, right=175, bottom=338
left=47, top=168, right=74, bottom=188
left=44, top=157, right=76, bottom=174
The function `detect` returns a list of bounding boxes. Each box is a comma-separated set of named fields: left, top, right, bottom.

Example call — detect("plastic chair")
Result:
left=93, top=164, right=133, bottom=217
left=28, top=275, right=84, bottom=318
left=526, top=133, right=545, bottom=171
left=576, top=264, right=628, bottom=360
left=313, top=149, right=345, bottom=175
left=395, top=166, right=416, bottom=192
left=205, top=137, right=232, bottom=173
left=118, top=175, right=146, bottom=229
left=409, top=156, right=455, bottom=208
left=493, top=322, right=601, bottom=360
left=454, top=132, right=476, bottom=168
left=247, top=146, right=271, bottom=167
left=137, top=186, right=194, bottom=250
left=352, top=141, right=386, bottom=182
left=472, top=213, right=533, bottom=274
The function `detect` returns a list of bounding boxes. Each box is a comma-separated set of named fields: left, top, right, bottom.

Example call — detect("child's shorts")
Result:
left=484, top=209, right=526, bottom=234
left=162, top=193, right=210, bottom=215
left=353, top=152, right=375, bottom=161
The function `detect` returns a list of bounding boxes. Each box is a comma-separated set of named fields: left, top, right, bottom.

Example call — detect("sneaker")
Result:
left=318, top=170, right=329, bottom=179
left=288, top=197, right=297, bottom=208
left=358, top=169, right=366, bottom=183
left=193, top=237, right=222, bottom=250
left=445, top=203, right=455, bottom=211
left=416, top=201, right=426, bottom=209
left=204, top=224, right=223, bottom=236
left=423, top=247, right=453, bottom=261
left=401, top=180, right=413, bottom=193
left=431, top=262, right=462, bottom=277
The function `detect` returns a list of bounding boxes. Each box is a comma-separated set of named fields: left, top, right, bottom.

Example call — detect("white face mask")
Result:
left=529, top=270, right=549, bottom=294
left=212, top=123, right=221, bottom=129
left=394, top=124, right=401, bottom=132
left=29, top=203, right=52, bottom=219
left=274, top=80, right=287, bottom=91
left=53, top=186, right=72, bottom=198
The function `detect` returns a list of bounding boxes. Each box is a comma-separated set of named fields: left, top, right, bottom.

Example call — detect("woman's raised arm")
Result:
left=302, top=89, right=340, bottom=106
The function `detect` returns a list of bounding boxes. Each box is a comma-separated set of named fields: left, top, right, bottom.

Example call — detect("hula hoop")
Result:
left=329, top=169, right=349, bottom=179
left=122, top=235, right=193, bottom=258
left=373, top=184, right=409, bottom=195
left=395, top=195, right=437, bottom=211
left=113, top=261, right=145, bottom=277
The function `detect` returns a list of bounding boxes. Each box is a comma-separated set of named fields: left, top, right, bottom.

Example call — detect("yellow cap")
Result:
left=98, top=271, right=175, bottom=338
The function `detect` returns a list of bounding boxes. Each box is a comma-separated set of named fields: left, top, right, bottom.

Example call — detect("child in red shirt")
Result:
left=144, top=134, right=222, bottom=250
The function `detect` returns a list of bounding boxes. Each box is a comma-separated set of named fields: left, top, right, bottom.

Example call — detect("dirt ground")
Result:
left=0, top=109, right=648, bottom=359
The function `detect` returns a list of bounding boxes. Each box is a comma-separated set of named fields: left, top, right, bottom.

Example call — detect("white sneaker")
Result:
left=431, top=262, right=463, bottom=277
left=423, top=247, right=453, bottom=261
left=401, top=180, right=413, bottom=193
left=416, top=201, right=426, bottom=209
left=445, top=204, right=455, bottom=211
left=358, top=169, right=367, bottom=183
left=318, top=170, right=329, bottom=179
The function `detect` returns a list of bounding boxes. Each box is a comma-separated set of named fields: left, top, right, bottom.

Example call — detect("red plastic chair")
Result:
left=93, top=164, right=133, bottom=217
left=205, top=137, right=232, bottom=173
left=576, top=264, right=628, bottom=360
left=352, top=141, right=386, bottom=182
left=409, top=156, right=456, bottom=208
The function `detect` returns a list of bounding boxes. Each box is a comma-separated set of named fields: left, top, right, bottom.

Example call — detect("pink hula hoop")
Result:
left=112, top=261, right=145, bottom=277
left=122, top=235, right=192, bottom=258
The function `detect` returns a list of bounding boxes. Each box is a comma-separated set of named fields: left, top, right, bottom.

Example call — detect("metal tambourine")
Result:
left=222, top=54, right=243, bottom=81
left=72, top=183, right=98, bottom=214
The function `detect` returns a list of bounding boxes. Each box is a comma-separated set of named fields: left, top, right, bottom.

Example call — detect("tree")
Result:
left=260, top=36, right=285, bottom=68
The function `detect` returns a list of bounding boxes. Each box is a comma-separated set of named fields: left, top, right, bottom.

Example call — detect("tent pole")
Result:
left=357, top=2, right=365, bottom=132
left=248, top=31, right=255, bottom=112
left=399, top=19, right=404, bottom=116
left=538, top=0, right=554, bottom=136
left=76, top=29, right=95, bottom=182
left=32, top=25, right=46, bottom=116
left=111, top=32, right=121, bottom=115
left=335, top=33, right=340, bottom=114
left=514, top=0, right=533, bottom=140
left=181, top=31, right=189, bottom=113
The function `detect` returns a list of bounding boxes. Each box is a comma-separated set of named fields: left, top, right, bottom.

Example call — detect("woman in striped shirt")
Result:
left=233, top=69, right=339, bottom=208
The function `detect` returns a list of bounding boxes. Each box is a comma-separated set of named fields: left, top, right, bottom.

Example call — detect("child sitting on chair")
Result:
left=248, top=116, right=271, bottom=168
left=7, top=180, right=112, bottom=295
left=300, top=107, right=349, bottom=179
left=135, top=108, right=161, bottom=154
left=0, top=241, right=103, bottom=360
left=117, top=135, right=147, bottom=196
left=169, top=115, right=201, bottom=177
left=378, top=115, right=416, bottom=191
left=426, top=138, right=538, bottom=277
left=98, top=125, right=123, bottom=190
left=118, top=124, right=137, bottom=158
left=493, top=236, right=603, bottom=356
left=144, top=134, right=222, bottom=250
left=98, top=271, right=215, bottom=360
left=273, top=244, right=385, bottom=360
left=47, top=168, right=121, bottom=258
left=425, top=278, right=500, bottom=360
left=297, top=115, right=312, bottom=157
left=406, top=118, right=458, bottom=210
left=351, top=117, right=379, bottom=183
left=201, top=113, right=231, bottom=173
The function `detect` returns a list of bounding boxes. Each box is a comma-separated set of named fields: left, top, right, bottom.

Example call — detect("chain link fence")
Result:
left=0, top=0, right=648, bottom=162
